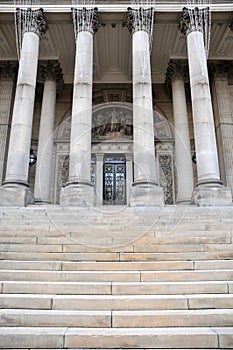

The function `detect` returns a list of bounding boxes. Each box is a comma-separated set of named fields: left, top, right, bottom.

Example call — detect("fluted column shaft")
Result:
left=127, top=7, right=164, bottom=206
left=0, top=8, right=47, bottom=206
left=34, top=61, right=62, bottom=203
left=60, top=8, right=99, bottom=207
left=179, top=7, right=232, bottom=205
left=167, top=61, right=193, bottom=203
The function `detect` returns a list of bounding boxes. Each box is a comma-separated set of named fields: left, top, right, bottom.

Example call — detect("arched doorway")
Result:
left=54, top=103, right=175, bottom=205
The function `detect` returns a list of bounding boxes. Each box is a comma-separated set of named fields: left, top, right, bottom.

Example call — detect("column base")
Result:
left=191, top=183, right=232, bottom=206
left=0, top=184, right=34, bottom=207
left=60, top=183, right=94, bottom=207
left=130, top=182, right=164, bottom=207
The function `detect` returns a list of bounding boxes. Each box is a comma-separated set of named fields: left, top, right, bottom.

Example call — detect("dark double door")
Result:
left=103, top=158, right=126, bottom=205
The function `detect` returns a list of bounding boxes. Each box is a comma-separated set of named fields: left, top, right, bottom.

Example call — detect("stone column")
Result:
left=179, top=7, right=232, bottom=205
left=211, top=63, right=233, bottom=197
left=166, top=60, right=193, bottom=204
left=0, top=62, right=17, bottom=185
left=0, top=8, right=47, bottom=206
left=95, top=153, right=104, bottom=206
left=60, top=7, right=99, bottom=207
left=34, top=61, right=63, bottom=204
left=127, top=7, right=164, bottom=206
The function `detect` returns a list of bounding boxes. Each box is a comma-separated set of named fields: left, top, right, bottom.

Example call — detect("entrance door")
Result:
left=103, top=157, right=126, bottom=205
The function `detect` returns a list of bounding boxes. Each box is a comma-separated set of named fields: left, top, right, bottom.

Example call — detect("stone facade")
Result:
left=0, top=2, right=232, bottom=207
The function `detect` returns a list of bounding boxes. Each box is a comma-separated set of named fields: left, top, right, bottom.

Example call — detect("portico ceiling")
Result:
left=0, top=10, right=232, bottom=84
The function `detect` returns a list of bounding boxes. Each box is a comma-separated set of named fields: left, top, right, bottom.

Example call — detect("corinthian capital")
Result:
left=17, top=8, right=48, bottom=38
left=209, top=62, right=232, bottom=82
left=178, top=7, right=210, bottom=35
left=40, top=60, right=63, bottom=82
left=166, top=60, right=189, bottom=84
left=0, top=61, right=17, bottom=80
left=72, top=7, right=99, bottom=37
left=126, top=7, right=154, bottom=36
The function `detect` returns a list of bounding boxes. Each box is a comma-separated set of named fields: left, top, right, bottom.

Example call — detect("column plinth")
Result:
left=60, top=8, right=98, bottom=207
left=0, top=8, right=47, bottom=207
left=179, top=7, right=232, bottom=206
left=127, top=8, right=164, bottom=206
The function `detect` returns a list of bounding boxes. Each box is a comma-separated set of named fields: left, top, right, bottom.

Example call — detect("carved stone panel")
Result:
left=158, top=153, right=174, bottom=205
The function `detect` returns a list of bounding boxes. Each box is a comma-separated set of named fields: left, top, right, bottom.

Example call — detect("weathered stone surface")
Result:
left=0, top=327, right=66, bottom=348
left=65, top=327, right=218, bottom=348
left=3, top=281, right=111, bottom=295
left=52, top=295, right=188, bottom=311
left=0, top=310, right=111, bottom=327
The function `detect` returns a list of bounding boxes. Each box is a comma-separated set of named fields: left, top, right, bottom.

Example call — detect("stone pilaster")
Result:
left=34, top=60, right=63, bottom=204
left=166, top=60, right=193, bottom=204
left=60, top=8, right=99, bottom=207
left=0, top=62, right=17, bottom=185
left=0, top=8, right=47, bottom=207
left=126, top=7, right=164, bottom=206
left=211, top=62, right=233, bottom=198
left=178, top=7, right=232, bottom=205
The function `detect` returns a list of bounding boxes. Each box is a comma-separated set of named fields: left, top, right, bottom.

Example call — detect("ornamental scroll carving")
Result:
left=158, top=153, right=174, bottom=205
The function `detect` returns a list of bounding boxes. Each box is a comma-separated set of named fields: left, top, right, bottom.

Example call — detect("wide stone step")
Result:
left=1, top=259, right=232, bottom=271
left=0, top=269, right=233, bottom=282
left=1, top=250, right=233, bottom=261
left=1, top=309, right=233, bottom=328
left=2, top=281, right=232, bottom=295
left=2, top=294, right=231, bottom=311
left=0, top=309, right=111, bottom=327
left=0, top=327, right=233, bottom=349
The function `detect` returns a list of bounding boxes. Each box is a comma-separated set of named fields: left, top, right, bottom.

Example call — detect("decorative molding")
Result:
left=17, top=8, right=48, bottom=38
left=126, top=7, right=154, bottom=36
left=72, top=7, right=99, bottom=37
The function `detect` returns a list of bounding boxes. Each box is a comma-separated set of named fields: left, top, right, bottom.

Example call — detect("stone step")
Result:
left=112, top=309, right=233, bottom=327
left=1, top=250, right=233, bottom=261
left=0, top=327, right=232, bottom=349
left=0, top=233, right=230, bottom=245
left=0, top=309, right=111, bottom=327
left=2, top=281, right=231, bottom=295
left=1, top=309, right=233, bottom=328
left=0, top=269, right=233, bottom=282
left=63, top=327, right=233, bottom=349
left=35, top=294, right=233, bottom=311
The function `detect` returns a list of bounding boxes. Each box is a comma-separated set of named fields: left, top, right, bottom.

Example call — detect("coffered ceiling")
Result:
left=0, top=10, right=232, bottom=84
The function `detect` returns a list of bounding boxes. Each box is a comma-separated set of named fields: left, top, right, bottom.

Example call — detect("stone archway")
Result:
left=54, top=103, right=175, bottom=205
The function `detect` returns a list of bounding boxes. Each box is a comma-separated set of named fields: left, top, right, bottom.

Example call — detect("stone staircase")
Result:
left=0, top=205, right=233, bottom=349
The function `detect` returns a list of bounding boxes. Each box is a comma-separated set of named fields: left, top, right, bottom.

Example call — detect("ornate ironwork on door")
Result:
left=103, top=157, right=126, bottom=205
